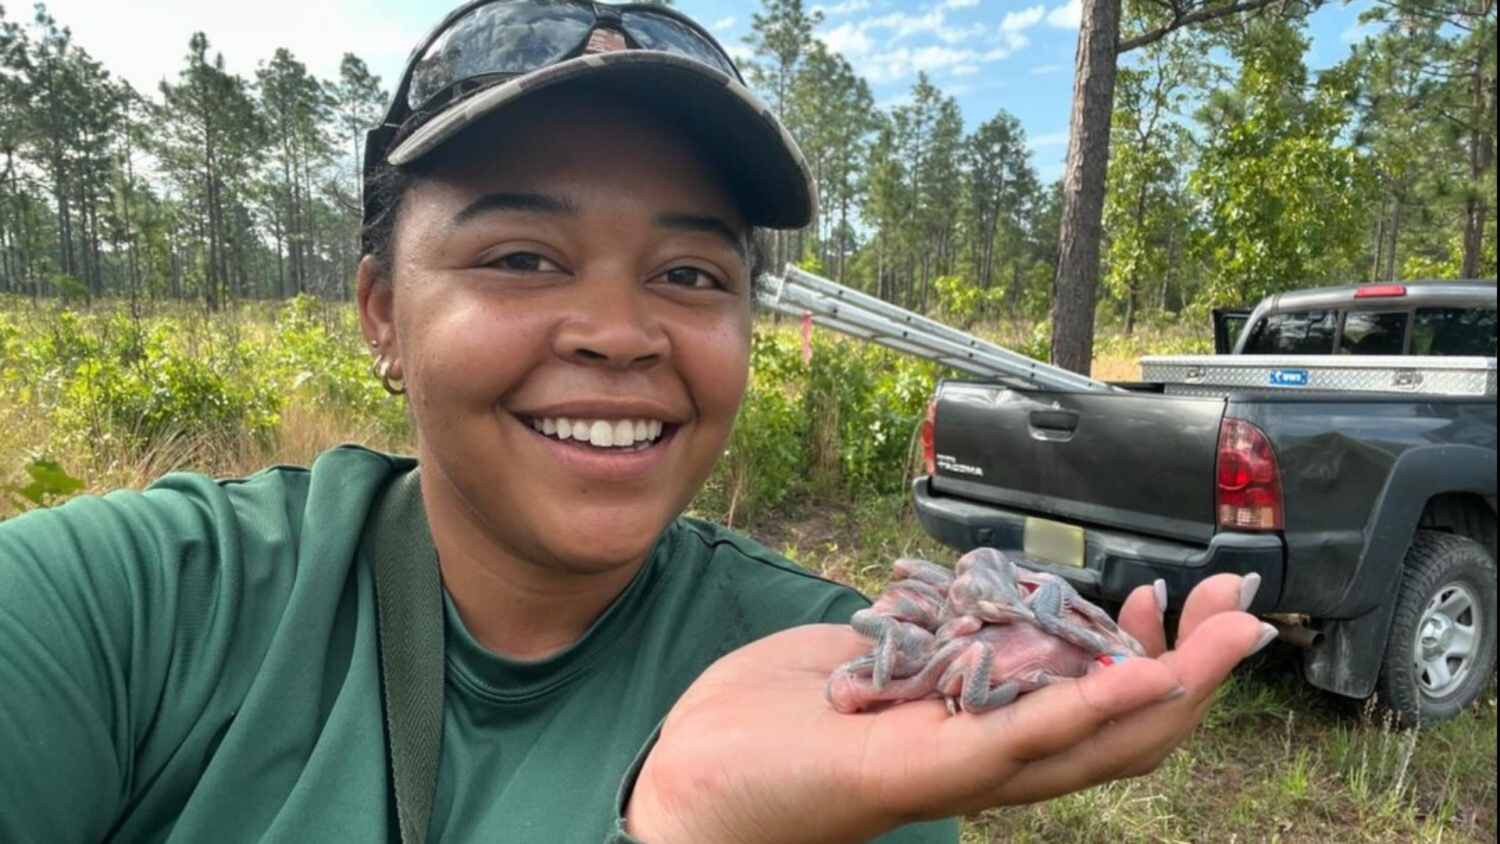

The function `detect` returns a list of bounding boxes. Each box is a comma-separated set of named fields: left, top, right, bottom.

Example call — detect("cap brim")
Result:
left=386, top=51, right=816, bottom=230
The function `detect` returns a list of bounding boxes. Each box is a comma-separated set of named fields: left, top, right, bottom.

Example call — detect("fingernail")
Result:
left=1250, top=623, right=1279, bottom=656
left=1153, top=579, right=1168, bottom=616
left=1238, top=573, right=1262, bottom=613
left=1161, top=684, right=1187, bottom=702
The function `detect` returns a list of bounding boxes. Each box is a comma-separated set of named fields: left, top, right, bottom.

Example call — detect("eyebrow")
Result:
left=654, top=212, right=748, bottom=259
left=446, top=193, right=747, bottom=259
left=447, top=192, right=575, bottom=231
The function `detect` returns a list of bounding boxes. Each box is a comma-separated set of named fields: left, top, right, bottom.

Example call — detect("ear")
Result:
left=357, top=255, right=397, bottom=359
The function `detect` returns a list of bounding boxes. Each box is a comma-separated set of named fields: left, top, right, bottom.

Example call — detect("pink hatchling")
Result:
left=827, top=547, right=1146, bottom=714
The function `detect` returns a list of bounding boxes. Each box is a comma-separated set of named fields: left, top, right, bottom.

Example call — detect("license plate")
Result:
left=1023, top=517, right=1086, bottom=568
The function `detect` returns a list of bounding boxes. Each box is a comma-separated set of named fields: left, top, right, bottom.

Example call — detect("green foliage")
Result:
left=0, top=298, right=408, bottom=469
left=699, top=325, right=937, bottom=526
left=268, top=295, right=409, bottom=437
left=1192, top=21, right=1374, bottom=307
left=50, top=317, right=281, bottom=454
left=2, top=457, right=83, bottom=513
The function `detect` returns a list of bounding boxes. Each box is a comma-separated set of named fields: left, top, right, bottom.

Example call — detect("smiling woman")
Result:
left=0, top=2, right=1270, bottom=843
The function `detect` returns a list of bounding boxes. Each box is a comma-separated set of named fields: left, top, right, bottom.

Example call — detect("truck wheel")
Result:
left=1376, top=530, right=1497, bottom=726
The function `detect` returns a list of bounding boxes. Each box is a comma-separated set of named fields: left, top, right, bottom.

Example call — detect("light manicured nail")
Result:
left=1161, top=684, right=1187, bottom=702
left=1238, top=573, right=1262, bottom=613
left=1153, top=579, right=1168, bottom=616
left=1250, top=622, right=1279, bottom=656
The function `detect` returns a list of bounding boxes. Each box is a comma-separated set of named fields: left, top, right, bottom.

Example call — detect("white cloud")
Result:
left=726, top=43, right=756, bottom=64
left=821, top=21, right=876, bottom=58
left=1002, top=5, right=1047, bottom=34
left=912, top=45, right=976, bottom=72
left=815, top=0, right=873, bottom=15
left=1047, top=0, right=1083, bottom=29
left=816, top=0, right=1047, bottom=83
left=712, top=16, right=737, bottom=32
left=982, top=39, right=1030, bottom=61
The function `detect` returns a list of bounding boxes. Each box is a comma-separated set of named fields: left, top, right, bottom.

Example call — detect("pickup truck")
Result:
left=911, top=280, right=1498, bottom=725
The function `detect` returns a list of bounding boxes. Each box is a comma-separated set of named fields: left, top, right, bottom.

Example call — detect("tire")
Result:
left=1375, top=530, right=1498, bottom=727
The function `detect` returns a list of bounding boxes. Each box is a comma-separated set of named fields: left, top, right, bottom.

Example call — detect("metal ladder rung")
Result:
left=758, top=266, right=1115, bottom=393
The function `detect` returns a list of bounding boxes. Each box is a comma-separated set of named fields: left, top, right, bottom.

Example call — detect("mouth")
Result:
left=522, top=415, right=675, bottom=452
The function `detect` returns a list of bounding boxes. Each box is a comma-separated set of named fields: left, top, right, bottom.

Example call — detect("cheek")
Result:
left=684, top=316, right=752, bottom=422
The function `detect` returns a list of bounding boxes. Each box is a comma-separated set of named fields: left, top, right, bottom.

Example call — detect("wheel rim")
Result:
left=1411, top=581, right=1482, bottom=699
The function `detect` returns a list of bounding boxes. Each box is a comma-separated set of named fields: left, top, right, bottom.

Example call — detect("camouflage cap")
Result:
left=383, top=49, right=817, bottom=230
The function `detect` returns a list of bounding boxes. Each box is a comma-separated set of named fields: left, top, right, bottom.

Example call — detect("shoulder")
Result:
left=662, top=517, right=872, bottom=625
left=0, top=444, right=411, bottom=638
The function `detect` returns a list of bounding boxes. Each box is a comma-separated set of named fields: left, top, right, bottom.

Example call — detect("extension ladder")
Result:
left=757, top=265, right=1116, bottom=393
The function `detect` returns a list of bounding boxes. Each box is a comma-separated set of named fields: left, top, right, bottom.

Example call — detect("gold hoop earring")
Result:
left=374, top=356, right=407, bottom=396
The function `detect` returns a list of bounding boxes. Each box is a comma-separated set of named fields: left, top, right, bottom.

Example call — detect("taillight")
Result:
left=1355, top=283, right=1407, bottom=298
left=1216, top=418, right=1283, bottom=531
left=920, top=400, right=937, bottom=476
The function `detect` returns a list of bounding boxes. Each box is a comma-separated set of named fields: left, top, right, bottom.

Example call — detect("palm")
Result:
left=629, top=575, right=1269, bottom=844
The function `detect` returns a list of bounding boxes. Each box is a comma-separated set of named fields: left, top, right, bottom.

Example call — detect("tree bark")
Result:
left=1051, top=0, right=1121, bottom=375
left=1461, top=34, right=1495, bottom=280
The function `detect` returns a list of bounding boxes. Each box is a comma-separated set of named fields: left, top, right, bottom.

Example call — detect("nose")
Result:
left=553, top=272, right=670, bottom=369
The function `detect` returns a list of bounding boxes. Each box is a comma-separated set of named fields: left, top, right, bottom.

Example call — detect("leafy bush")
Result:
left=701, top=324, right=937, bottom=525
left=268, top=295, right=410, bottom=438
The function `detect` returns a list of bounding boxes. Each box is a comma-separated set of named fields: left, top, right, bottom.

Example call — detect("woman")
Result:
left=0, top=2, right=1275, bottom=842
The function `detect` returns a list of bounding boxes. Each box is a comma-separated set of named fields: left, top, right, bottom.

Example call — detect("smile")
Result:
left=526, top=416, right=669, bottom=450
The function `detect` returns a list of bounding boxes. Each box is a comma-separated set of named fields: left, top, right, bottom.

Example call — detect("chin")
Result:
left=536, top=504, right=681, bottom=574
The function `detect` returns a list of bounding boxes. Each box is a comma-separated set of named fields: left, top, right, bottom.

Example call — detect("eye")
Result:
left=487, top=252, right=562, bottom=273
left=657, top=266, right=724, bottom=290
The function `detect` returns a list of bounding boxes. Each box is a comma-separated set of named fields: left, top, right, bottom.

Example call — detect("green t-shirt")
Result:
left=0, top=445, right=958, bottom=843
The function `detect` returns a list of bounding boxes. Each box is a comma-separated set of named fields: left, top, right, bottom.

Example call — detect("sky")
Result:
left=33, top=0, right=1378, bottom=181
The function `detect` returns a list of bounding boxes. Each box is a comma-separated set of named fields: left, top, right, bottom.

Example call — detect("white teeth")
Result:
left=530, top=415, right=668, bottom=448
left=590, top=420, right=613, bottom=447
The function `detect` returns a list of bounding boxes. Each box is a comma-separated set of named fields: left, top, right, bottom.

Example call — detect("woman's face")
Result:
left=361, top=93, right=753, bottom=577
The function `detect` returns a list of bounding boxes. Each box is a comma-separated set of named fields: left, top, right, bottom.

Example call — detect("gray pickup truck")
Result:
left=911, top=280, right=1497, bottom=724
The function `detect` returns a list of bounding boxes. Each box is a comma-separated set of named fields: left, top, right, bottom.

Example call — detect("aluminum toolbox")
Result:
left=1139, top=354, right=1497, bottom=397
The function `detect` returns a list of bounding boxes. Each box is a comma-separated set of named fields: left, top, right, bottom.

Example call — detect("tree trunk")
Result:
left=1051, top=0, right=1121, bottom=375
left=1385, top=200, right=1401, bottom=282
left=1461, top=29, right=1495, bottom=280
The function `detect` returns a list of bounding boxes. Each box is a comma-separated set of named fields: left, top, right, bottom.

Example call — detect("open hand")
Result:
left=626, top=574, right=1273, bottom=844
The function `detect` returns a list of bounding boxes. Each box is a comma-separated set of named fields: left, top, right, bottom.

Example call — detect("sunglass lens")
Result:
left=620, top=12, right=739, bottom=77
left=409, top=0, right=595, bottom=110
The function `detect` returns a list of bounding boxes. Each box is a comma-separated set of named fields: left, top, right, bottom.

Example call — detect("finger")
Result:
left=885, top=655, right=1175, bottom=808
left=1117, top=583, right=1168, bottom=657
left=972, top=609, right=1270, bottom=805
left=1176, top=574, right=1251, bottom=643
left=1156, top=610, right=1268, bottom=693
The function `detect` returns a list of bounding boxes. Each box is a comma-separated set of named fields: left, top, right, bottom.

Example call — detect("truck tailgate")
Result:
left=931, top=382, right=1228, bottom=544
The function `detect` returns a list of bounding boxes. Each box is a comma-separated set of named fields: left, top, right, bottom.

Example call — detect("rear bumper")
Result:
left=912, top=477, right=1286, bottom=612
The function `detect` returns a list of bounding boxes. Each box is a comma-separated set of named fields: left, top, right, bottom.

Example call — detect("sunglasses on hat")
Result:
left=361, top=0, right=817, bottom=244
left=367, top=0, right=741, bottom=171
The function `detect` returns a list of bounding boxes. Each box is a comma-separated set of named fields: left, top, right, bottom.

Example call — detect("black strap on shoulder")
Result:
left=369, top=467, right=445, bottom=844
